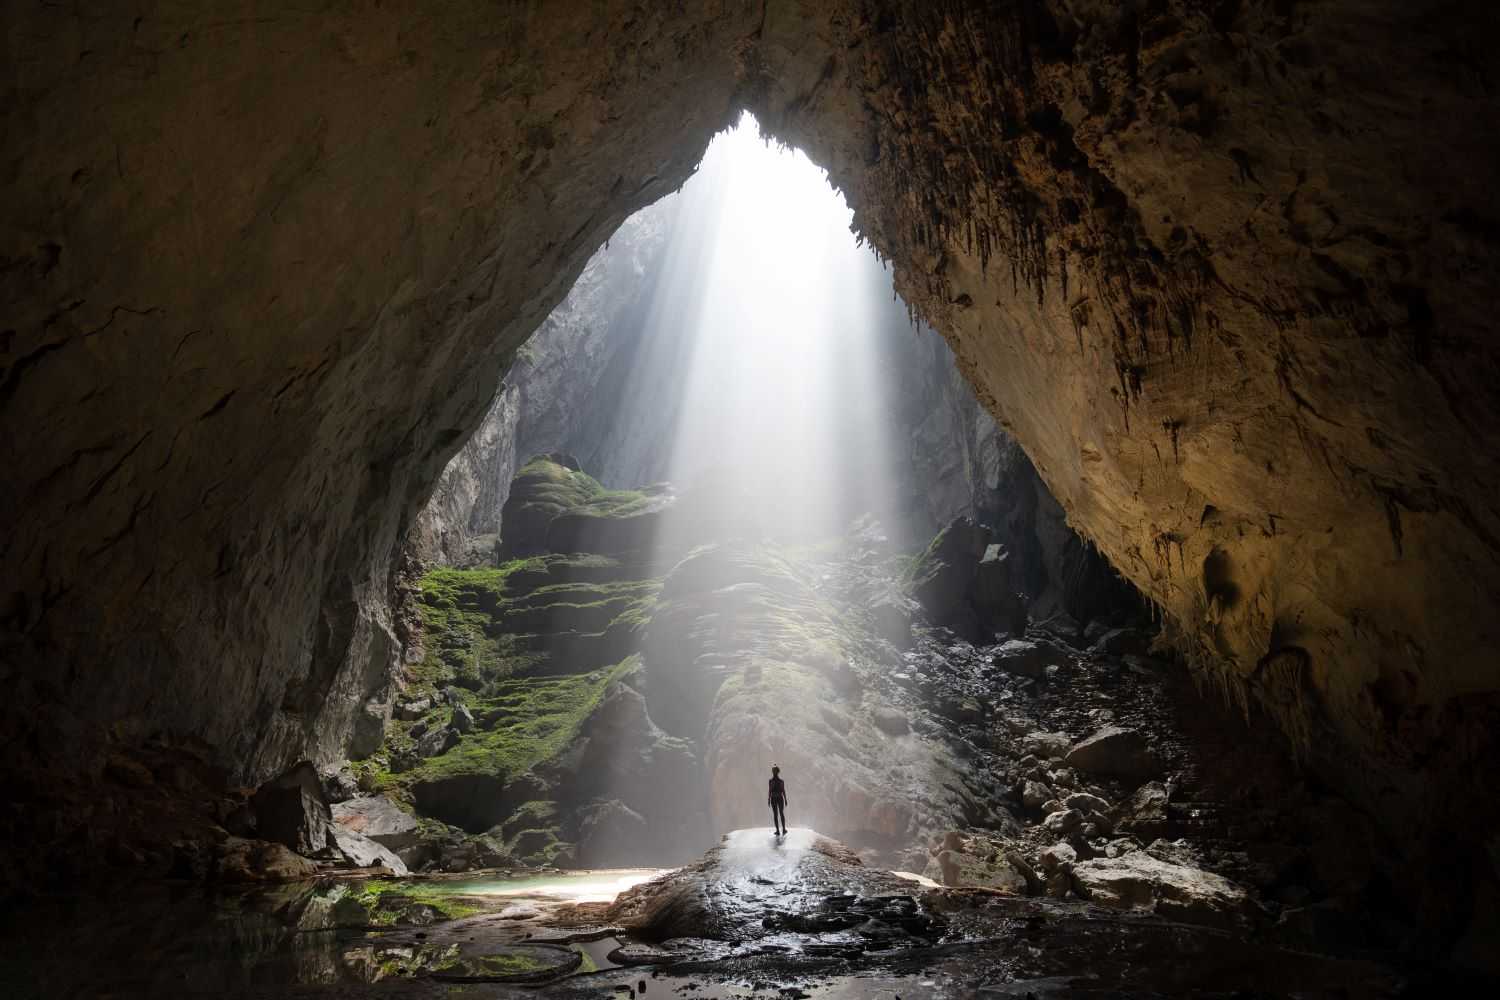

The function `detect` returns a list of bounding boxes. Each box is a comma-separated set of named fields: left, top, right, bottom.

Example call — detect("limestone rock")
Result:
left=332, top=795, right=419, bottom=850
left=1071, top=854, right=1253, bottom=929
left=417, top=726, right=460, bottom=759
left=251, top=762, right=334, bottom=856
left=1039, top=842, right=1077, bottom=872
left=395, top=698, right=432, bottom=722
left=907, top=517, right=990, bottom=637
left=970, top=545, right=1029, bottom=636
left=1021, top=732, right=1073, bottom=761
left=1117, top=782, right=1171, bottom=840
left=1043, top=808, right=1084, bottom=836
left=332, top=825, right=409, bottom=874
left=1065, top=792, right=1110, bottom=815
left=450, top=701, right=476, bottom=734
left=991, top=639, right=1068, bottom=680
left=319, top=765, right=360, bottom=804
left=1021, top=780, right=1052, bottom=810
left=1063, top=727, right=1160, bottom=781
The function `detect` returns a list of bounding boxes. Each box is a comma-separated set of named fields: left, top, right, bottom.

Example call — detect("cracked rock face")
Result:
left=2, top=0, right=1498, bottom=902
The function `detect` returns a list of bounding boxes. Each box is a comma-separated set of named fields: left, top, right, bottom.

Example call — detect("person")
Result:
left=768, top=765, right=788, bottom=836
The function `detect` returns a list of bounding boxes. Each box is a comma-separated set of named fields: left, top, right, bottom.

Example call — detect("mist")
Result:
left=618, top=112, right=911, bottom=544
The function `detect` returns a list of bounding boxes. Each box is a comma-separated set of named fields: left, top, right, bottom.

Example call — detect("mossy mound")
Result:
left=413, top=562, right=657, bottom=690
left=355, top=878, right=486, bottom=925
left=498, top=455, right=666, bottom=559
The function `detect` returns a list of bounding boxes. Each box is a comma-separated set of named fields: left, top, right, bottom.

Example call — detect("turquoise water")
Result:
left=417, top=867, right=667, bottom=901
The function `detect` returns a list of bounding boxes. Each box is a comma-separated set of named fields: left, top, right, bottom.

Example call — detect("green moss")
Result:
left=509, top=457, right=657, bottom=523
left=403, top=657, right=637, bottom=783
left=356, top=880, right=482, bottom=924
left=904, top=521, right=955, bottom=586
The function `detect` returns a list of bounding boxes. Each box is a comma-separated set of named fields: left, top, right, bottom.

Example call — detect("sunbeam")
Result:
left=641, top=112, right=907, bottom=544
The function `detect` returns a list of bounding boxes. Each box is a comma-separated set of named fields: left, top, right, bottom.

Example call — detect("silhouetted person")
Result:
left=768, top=765, right=788, bottom=835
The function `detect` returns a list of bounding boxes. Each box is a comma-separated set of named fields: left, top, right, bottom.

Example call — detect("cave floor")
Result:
left=4, top=845, right=1447, bottom=999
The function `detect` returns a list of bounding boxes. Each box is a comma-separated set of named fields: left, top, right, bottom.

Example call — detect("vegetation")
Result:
left=508, top=457, right=658, bottom=523
left=406, top=659, right=636, bottom=783
left=356, top=879, right=483, bottom=924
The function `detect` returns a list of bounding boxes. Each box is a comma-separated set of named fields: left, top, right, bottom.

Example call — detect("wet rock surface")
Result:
left=1, top=836, right=1473, bottom=999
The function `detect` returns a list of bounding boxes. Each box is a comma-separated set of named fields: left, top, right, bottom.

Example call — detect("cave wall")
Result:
left=3, top=0, right=1498, bottom=890
left=741, top=0, right=1500, bottom=863
left=0, top=1, right=756, bottom=779
left=407, top=196, right=680, bottom=566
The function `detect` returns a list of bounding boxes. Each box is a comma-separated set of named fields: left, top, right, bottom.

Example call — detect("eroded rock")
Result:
left=1064, top=727, right=1159, bottom=781
left=251, top=762, right=333, bottom=856
left=1072, top=854, right=1254, bottom=929
left=332, top=795, right=419, bottom=850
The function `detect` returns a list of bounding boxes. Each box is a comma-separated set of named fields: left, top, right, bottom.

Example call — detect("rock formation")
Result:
left=3, top=0, right=1498, bottom=952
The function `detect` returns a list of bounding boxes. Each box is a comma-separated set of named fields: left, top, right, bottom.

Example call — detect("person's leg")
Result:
left=770, top=802, right=779, bottom=833
left=774, top=802, right=786, bottom=833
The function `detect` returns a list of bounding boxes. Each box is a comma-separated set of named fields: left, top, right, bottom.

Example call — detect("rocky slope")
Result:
left=2, top=0, right=1498, bottom=959
left=361, top=457, right=1020, bottom=872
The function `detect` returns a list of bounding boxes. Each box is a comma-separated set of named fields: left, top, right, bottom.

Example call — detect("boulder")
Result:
left=1040, top=842, right=1077, bottom=872
left=970, top=544, right=1029, bottom=635
left=332, top=794, right=420, bottom=850
left=252, top=761, right=334, bottom=856
left=1071, top=854, right=1254, bottom=928
left=1065, top=792, right=1110, bottom=815
left=576, top=799, right=650, bottom=868
left=1063, top=727, right=1159, bottom=780
left=1020, top=780, right=1051, bottom=810
left=496, top=454, right=587, bottom=558
left=990, top=639, right=1068, bottom=680
left=1043, top=808, right=1084, bottom=835
left=319, top=765, right=360, bottom=804
left=395, top=697, right=432, bottom=721
left=417, top=726, right=460, bottom=758
left=907, top=516, right=990, bottom=634
left=450, top=701, right=476, bottom=734
left=1117, top=781, right=1170, bottom=839
left=332, top=825, right=409, bottom=874
left=936, top=696, right=983, bottom=724
left=926, top=843, right=1028, bottom=893
left=1021, top=732, right=1073, bottom=760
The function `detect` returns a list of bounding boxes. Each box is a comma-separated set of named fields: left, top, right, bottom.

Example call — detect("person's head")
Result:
left=772, top=765, right=780, bottom=776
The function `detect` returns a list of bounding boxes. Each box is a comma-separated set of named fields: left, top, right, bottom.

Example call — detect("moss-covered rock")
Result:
left=497, top=455, right=667, bottom=559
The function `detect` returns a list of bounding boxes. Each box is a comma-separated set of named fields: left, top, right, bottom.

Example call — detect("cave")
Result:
left=3, top=1, right=1499, bottom=994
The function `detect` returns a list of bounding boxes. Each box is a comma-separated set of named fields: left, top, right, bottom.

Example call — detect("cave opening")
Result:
left=3, top=1, right=1499, bottom=993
